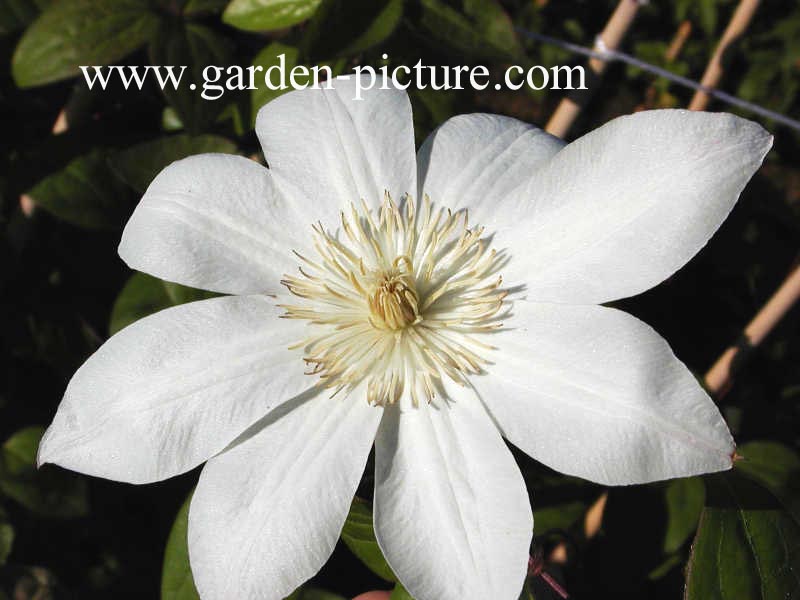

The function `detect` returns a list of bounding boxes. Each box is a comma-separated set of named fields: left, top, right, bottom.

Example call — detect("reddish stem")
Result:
left=529, top=552, right=570, bottom=598
left=540, top=571, right=570, bottom=599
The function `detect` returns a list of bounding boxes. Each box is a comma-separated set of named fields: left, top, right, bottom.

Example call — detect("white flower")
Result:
left=38, top=76, right=771, bottom=600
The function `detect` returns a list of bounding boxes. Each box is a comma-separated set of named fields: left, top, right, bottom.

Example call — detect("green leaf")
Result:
left=684, top=472, right=800, bottom=600
left=148, top=22, right=234, bottom=133
left=674, top=0, right=691, bottom=22
left=697, top=0, right=717, bottom=37
left=340, top=497, right=396, bottom=582
left=0, top=426, right=89, bottom=518
left=648, top=553, right=683, bottom=581
left=0, top=507, right=13, bottom=566
left=163, top=107, right=185, bottom=132
left=735, top=441, right=800, bottom=523
left=183, top=0, right=229, bottom=16
left=110, top=134, right=238, bottom=194
left=12, top=0, right=160, bottom=87
left=532, top=500, right=586, bottom=535
left=109, top=273, right=217, bottom=335
left=302, top=0, right=402, bottom=60
left=411, top=88, right=456, bottom=125
left=162, top=281, right=217, bottom=305
left=663, top=477, right=705, bottom=553
left=518, top=579, right=537, bottom=600
left=417, top=0, right=522, bottom=61
left=161, top=493, right=200, bottom=600
left=27, top=149, right=134, bottom=230
left=250, top=42, right=300, bottom=125
left=410, top=87, right=457, bottom=143
left=249, top=47, right=347, bottom=129
left=0, top=0, right=50, bottom=35
left=463, top=0, right=523, bottom=56
left=223, top=0, right=322, bottom=32
left=390, top=583, right=413, bottom=600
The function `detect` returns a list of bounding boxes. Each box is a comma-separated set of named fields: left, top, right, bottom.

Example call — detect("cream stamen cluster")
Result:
left=281, top=194, right=506, bottom=407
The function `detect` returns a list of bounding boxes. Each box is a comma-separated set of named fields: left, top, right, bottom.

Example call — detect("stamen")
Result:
left=281, top=193, right=505, bottom=407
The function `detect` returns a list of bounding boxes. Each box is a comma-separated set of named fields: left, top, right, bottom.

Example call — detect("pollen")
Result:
left=368, top=260, right=421, bottom=330
left=280, top=193, right=506, bottom=407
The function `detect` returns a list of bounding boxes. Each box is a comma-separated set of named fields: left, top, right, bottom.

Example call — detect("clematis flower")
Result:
left=38, top=76, right=771, bottom=600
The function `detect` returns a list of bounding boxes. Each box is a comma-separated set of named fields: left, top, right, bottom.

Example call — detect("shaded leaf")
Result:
left=109, top=273, right=217, bottom=335
left=518, top=579, right=537, bottom=600
left=736, top=440, right=800, bottom=523
left=302, top=0, right=402, bottom=60
left=410, top=87, right=458, bottom=145
left=162, top=281, right=217, bottom=305
left=648, top=553, right=683, bottom=581
left=250, top=42, right=301, bottom=125
left=0, top=0, right=50, bottom=35
left=0, top=507, right=12, bottom=566
left=183, top=0, right=229, bottom=16
left=0, top=427, right=89, bottom=518
left=223, top=0, right=322, bottom=32
left=417, top=0, right=522, bottom=61
left=684, top=472, right=800, bottom=600
left=697, top=0, right=717, bottom=37
left=663, top=477, right=705, bottom=553
left=111, top=134, right=238, bottom=193
left=533, top=500, right=586, bottom=536
left=12, top=0, right=160, bottom=87
left=27, top=150, right=134, bottom=230
left=148, top=22, right=234, bottom=133
left=340, top=497, right=395, bottom=582
left=161, top=492, right=200, bottom=600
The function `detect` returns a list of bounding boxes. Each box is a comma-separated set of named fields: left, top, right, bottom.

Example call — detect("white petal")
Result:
left=417, top=113, right=563, bottom=228
left=500, top=110, right=772, bottom=304
left=119, top=153, right=306, bottom=295
left=374, top=389, right=532, bottom=600
left=256, top=75, right=416, bottom=218
left=38, top=295, right=311, bottom=484
left=475, top=301, right=735, bottom=485
left=189, top=392, right=381, bottom=600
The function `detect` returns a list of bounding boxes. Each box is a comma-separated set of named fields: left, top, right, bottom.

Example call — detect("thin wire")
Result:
left=516, top=28, right=800, bottom=133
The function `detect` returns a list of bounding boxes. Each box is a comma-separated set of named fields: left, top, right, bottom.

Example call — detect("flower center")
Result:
left=280, top=194, right=506, bottom=407
left=368, top=261, right=421, bottom=330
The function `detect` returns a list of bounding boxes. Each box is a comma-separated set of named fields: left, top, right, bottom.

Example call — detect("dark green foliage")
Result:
left=110, top=134, right=238, bottom=193
left=108, top=272, right=217, bottom=335
left=12, top=0, right=160, bottom=87
left=340, top=498, right=396, bottom=583
left=161, top=492, right=200, bottom=600
left=685, top=470, right=800, bottom=600
left=301, top=0, right=403, bottom=60
left=27, top=150, right=136, bottom=230
left=0, top=427, right=89, bottom=518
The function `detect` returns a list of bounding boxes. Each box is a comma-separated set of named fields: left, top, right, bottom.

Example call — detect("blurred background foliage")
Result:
left=1, top=0, right=799, bottom=598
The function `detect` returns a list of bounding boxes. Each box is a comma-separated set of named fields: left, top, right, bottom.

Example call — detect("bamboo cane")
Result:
left=638, top=20, right=692, bottom=110
left=691, top=0, right=798, bottom=398
left=665, top=20, right=692, bottom=63
left=688, top=0, right=761, bottom=111
left=705, top=261, right=800, bottom=397
left=545, top=0, right=643, bottom=138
